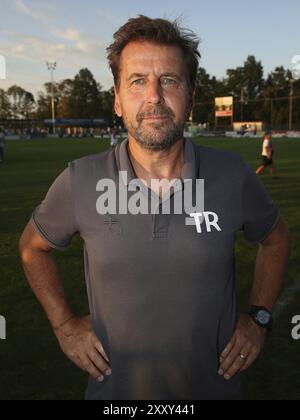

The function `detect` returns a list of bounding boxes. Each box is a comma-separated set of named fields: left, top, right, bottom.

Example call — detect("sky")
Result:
left=0, top=0, right=299, bottom=98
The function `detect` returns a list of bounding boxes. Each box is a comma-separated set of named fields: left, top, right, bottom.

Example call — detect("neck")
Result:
left=127, top=135, right=185, bottom=182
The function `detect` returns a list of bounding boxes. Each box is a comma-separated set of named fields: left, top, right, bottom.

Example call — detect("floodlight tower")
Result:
left=46, top=61, right=57, bottom=134
left=289, top=78, right=295, bottom=131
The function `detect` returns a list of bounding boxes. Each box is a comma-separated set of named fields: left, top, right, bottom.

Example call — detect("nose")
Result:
left=145, top=79, right=164, bottom=105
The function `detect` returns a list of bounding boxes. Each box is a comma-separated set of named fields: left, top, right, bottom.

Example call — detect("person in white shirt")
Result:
left=110, top=128, right=118, bottom=148
left=256, top=133, right=278, bottom=179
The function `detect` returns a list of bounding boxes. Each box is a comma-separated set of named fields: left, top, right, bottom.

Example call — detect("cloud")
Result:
left=0, top=3, right=114, bottom=94
left=14, top=0, right=56, bottom=26
left=0, top=30, right=112, bottom=94
left=53, top=28, right=106, bottom=58
left=54, top=29, right=82, bottom=42
left=15, top=0, right=34, bottom=16
left=1, top=27, right=107, bottom=64
left=1, top=35, right=66, bottom=62
left=6, top=2, right=109, bottom=65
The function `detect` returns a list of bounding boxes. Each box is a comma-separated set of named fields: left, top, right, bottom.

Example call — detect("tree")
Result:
left=226, top=56, right=264, bottom=101
left=260, top=67, right=293, bottom=129
left=243, top=56, right=264, bottom=100
left=5, top=61, right=299, bottom=129
left=70, top=68, right=102, bottom=118
left=226, top=56, right=264, bottom=121
left=193, top=67, right=224, bottom=124
left=36, top=82, right=59, bottom=121
left=226, top=66, right=245, bottom=100
left=101, top=86, right=115, bottom=125
left=35, top=72, right=115, bottom=123
left=57, top=79, right=74, bottom=118
left=7, top=85, right=35, bottom=119
left=0, top=89, right=11, bottom=118
left=264, top=66, right=292, bottom=96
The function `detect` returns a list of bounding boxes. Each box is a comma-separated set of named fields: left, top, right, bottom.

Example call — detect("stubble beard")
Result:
left=123, top=105, right=186, bottom=151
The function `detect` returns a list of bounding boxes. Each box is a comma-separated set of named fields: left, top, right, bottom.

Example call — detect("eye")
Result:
left=132, top=79, right=145, bottom=86
left=161, top=78, right=177, bottom=86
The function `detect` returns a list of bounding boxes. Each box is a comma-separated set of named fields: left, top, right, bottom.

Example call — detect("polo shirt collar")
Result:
left=117, top=138, right=196, bottom=187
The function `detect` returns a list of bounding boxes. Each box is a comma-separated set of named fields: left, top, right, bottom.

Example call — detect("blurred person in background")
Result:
left=256, top=133, right=279, bottom=179
left=0, top=128, right=6, bottom=163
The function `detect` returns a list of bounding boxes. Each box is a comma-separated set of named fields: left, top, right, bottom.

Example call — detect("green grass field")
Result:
left=0, top=137, right=299, bottom=400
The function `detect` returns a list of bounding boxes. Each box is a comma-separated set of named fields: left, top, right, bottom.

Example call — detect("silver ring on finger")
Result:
left=239, top=353, right=247, bottom=361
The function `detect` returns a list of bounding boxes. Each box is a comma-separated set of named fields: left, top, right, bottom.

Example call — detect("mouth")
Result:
left=142, top=116, right=170, bottom=121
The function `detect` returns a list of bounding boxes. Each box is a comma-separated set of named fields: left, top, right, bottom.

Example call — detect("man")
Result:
left=256, top=132, right=278, bottom=178
left=0, top=128, right=5, bottom=163
left=19, top=16, right=291, bottom=400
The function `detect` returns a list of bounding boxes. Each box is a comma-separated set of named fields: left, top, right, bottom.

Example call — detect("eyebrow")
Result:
left=127, top=73, right=147, bottom=82
left=126, top=72, right=183, bottom=82
left=160, top=73, right=182, bottom=81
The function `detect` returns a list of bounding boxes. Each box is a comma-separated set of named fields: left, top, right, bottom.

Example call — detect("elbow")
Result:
left=19, top=232, right=30, bottom=265
left=262, top=217, right=292, bottom=254
left=19, top=229, right=37, bottom=266
left=19, top=223, right=53, bottom=265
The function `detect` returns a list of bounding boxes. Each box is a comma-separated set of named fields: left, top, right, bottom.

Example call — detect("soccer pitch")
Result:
left=0, top=137, right=299, bottom=400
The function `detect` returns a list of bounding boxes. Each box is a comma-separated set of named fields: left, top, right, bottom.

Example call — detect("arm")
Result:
left=19, top=221, right=112, bottom=382
left=250, top=216, right=291, bottom=311
left=219, top=216, right=291, bottom=380
left=19, top=221, right=73, bottom=328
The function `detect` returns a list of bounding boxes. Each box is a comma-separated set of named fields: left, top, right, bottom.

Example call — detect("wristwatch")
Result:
left=247, top=306, right=273, bottom=331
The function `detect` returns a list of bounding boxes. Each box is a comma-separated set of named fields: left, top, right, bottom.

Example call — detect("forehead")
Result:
left=119, top=41, right=186, bottom=77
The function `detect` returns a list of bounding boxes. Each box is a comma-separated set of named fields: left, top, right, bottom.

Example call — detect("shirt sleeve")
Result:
left=31, top=165, right=78, bottom=250
left=241, top=160, right=280, bottom=243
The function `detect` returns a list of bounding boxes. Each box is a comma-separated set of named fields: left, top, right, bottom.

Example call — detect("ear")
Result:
left=114, top=86, right=122, bottom=118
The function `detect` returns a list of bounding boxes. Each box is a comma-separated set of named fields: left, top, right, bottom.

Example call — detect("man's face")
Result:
left=114, top=41, right=193, bottom=151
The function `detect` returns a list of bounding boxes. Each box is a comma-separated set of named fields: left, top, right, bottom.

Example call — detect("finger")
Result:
left=88, top=349, right=112, bottom=377
left=81, top=356, right=105, bottom=382
left=219, top=341, right=244, bottom=374
left=93, top=337, right=110, bottom=363
left=220, top=337, right=236, bottom=361
left=223, top=343, right=252, bottom=380
left=240, top=347, right=261, bottom=372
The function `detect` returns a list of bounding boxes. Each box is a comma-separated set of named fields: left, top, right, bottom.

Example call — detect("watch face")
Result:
left=257, top=310, right=271, bottom=325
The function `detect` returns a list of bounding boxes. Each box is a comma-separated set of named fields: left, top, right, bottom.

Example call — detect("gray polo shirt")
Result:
left=31, top=139, right=280, bottom=400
